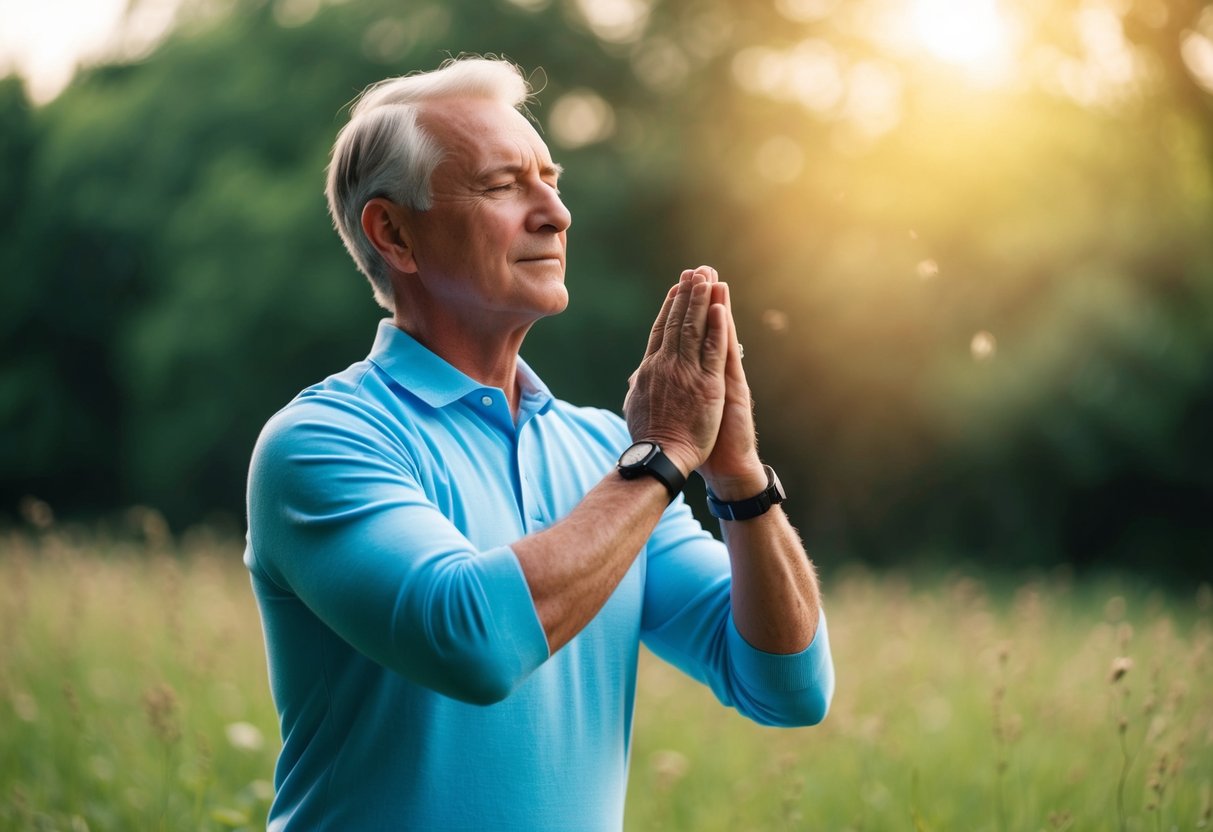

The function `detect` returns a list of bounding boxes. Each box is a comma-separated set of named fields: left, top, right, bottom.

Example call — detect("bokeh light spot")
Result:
left=362, top=18, right=411, bottom=64
left=787, top=39, right=846, bottom=113
left=502, top=0, right=551, bottom=11
left=225, top=721, right=266, bottom=752
left=841, top=60, right=903, bottom=137
left=731, top=47, right=784, bottom=96
left=632, top=37, right=690, bottom=93
left=762, top=309, right=790, bottom=333
left=971, top=331, right=997, bottom=361
left=775, top=0, right=840, bottom=24
left=575, top=0, right=651, bottom=44
left=1180, top=27, right=1213, bottom=95
left=549, top=89, right=616, bottom=149
left=273, top=0, right=320, bottom=28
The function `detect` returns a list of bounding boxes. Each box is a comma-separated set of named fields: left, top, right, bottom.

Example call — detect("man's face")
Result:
left=402, top=97, right=572, bottom=328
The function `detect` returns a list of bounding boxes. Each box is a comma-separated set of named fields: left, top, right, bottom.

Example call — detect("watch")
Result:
left=706, top=464, right=786, bottom=521
left=616, top=441, right=686, bottom=502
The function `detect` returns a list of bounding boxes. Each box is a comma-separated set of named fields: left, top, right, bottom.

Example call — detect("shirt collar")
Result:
left=368, top=319, right=553, bottom=413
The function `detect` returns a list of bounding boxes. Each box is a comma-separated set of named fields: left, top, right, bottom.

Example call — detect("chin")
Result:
left=540, top=287, right=570, bottom=317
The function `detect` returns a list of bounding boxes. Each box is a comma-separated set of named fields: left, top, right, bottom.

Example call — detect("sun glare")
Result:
left=911, top=0, right=1009, bottom=67
left=0, top=0, right=181, bottom=104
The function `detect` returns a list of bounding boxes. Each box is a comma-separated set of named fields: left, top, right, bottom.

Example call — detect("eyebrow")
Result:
left=476, top=162, right=564, bottom=182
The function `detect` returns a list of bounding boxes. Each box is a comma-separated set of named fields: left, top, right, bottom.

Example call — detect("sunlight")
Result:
left=0, top=0, right=126, bottom=102
left=911, top=0, right=1009, bottom=66
left=0, top=0, right=181, bottom=103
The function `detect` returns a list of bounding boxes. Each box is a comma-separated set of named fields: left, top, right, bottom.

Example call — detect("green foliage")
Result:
left=3, top=535, right=1211, bottom=830
left=1, top=0, right=1212, bottom=573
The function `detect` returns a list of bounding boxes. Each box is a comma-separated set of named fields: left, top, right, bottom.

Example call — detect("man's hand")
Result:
left=692, top=268, right=768, bottom=499
left=623, top=271, right=729, bottom=477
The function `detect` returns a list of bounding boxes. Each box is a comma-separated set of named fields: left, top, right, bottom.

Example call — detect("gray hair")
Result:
left=325, top=57, right=532, bottom=311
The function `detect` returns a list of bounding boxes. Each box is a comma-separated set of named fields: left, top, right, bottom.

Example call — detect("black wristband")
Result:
left=706, top=465, right=786, bottom=521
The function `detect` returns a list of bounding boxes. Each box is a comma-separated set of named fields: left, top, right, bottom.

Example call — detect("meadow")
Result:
left=2, top=521, right=1210, bottom=831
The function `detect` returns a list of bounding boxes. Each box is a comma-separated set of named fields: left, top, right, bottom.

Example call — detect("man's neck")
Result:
left=392, top=312, right=529, bottom=418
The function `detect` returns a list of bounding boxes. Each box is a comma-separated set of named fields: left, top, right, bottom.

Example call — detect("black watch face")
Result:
left=620, top=441, right=655, bottom=467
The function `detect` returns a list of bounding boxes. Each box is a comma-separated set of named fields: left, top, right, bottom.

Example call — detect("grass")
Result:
left=1, top=523, right=1211, bottom=831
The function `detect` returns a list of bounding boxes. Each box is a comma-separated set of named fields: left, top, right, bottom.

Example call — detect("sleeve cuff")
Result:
left=483, top=545, right=552, bottom=669
left=726, top=608, right=833, bottom=693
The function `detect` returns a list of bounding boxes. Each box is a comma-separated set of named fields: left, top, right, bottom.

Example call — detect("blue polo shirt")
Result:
left=245, top=320, right=834, bottom=831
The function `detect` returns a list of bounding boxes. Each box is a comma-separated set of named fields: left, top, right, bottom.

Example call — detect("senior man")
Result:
left=245, top=57, right=833, bottom=831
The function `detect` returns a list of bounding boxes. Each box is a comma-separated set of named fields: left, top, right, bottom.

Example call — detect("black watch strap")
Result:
left=617, top=441, right=686, bottom=503
left=706, top=464, right=786, bottom=521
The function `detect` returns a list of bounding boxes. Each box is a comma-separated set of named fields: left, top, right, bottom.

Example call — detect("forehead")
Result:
left=417, top=97, right=553, bottom=178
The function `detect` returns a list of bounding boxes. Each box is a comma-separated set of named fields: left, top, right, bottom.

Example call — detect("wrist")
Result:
left=631, top=434, right=698, bottom=480
left=617, top=440, right=689, bottom=502
left=706, top=464, right=786, bottom=522
left=702, top=459, right=767, bottom=502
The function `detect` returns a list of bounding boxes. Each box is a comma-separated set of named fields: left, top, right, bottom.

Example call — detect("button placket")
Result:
left=516, top=426, right=546, bottom=526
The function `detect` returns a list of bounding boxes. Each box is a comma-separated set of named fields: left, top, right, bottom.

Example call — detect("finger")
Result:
left=719, top=282, right=748, bottom=384
left=662, top=272, right=698, bottom=354
left=701, top=301, right=728, bottom=376
left=644, top=284, right=680, bottom=355
left=693, top=265, right=719, bottom=284
left=679, top=278, right=712, bottom=362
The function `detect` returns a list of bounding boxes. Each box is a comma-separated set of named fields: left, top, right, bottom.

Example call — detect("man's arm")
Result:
left=657, top=267, right=821, bottom=655
left=514, top=271, right=729, bottom=653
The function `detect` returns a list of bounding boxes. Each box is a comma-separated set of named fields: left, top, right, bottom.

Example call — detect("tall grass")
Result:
left=2, top=523, right=1210, bottom=831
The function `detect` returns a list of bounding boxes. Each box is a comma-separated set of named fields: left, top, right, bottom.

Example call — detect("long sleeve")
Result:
left=246, top=396, right=550, bottom=706
left=640, top=499, right=835, bottom=727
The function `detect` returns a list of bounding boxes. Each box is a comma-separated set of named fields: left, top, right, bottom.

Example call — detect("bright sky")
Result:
left=0, top=0, right=179, bottom=103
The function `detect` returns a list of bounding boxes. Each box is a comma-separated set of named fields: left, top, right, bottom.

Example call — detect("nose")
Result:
left=528, top=182, right=572, bottom=235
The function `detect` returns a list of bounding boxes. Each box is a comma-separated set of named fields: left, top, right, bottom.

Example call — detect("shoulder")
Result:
left=250, top=359, right=418, bottom=476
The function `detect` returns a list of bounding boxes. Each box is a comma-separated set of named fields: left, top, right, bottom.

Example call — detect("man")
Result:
left=245, top=57, right=833, bottom=831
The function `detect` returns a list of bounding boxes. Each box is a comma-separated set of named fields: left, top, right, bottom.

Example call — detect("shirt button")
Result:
left=481, top=395, right=493, bottom=406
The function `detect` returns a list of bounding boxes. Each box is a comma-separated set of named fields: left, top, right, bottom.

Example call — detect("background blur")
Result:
left=2, top=0, right=1212, bottom=578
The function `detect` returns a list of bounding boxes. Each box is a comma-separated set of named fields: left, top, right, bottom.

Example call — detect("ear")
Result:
left=361, top=198, right=419, bottom=275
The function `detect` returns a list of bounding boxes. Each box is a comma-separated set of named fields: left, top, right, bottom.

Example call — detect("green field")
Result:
left=2, top=527, right=1210, bottom=831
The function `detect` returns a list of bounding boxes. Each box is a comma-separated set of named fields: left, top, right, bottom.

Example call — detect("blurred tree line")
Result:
left=1, top=0, right=1210, bottom=578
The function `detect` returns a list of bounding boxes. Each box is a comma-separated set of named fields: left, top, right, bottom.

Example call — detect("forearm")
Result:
left=710, top=467, right=821, bottom=654
left=518, top=270, right=726, bottom=656
left=722, top=510, right=820, bottom=653
left=514, top=470, right=671, bottom=654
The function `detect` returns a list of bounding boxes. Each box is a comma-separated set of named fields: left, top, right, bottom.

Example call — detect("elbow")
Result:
left=785, top=686, right=832, bottom=727
left=398, top=551, right=550, bottom=705
left=755, top=682, right=832, bottom=728
left=420, top=642, right=534, bottom=706
left=445, top=654, right=526, bottom=706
